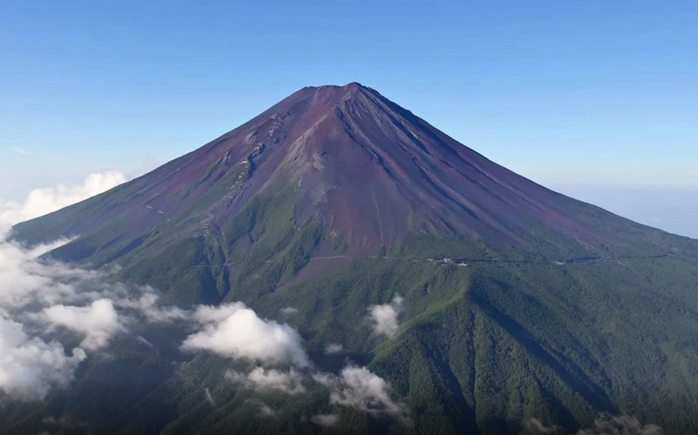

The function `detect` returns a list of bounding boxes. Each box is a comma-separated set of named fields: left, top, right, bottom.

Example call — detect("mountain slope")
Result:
left=12, top=83, right=694, bottom=305
left=7, top=83, right=698, bottom=435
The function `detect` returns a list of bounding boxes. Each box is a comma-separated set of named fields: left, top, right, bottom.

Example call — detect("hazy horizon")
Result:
left=551, top=184, right=698, bottom=239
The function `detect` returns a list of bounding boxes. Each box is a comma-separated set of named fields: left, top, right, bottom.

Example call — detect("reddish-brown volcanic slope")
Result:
left=16, top=83, right=675, bottom=259
left=150, top=82, right=601, bottom=255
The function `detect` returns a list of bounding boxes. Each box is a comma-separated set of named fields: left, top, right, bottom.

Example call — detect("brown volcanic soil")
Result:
left=15, top=82, right=683, bottom=261
left=144, top=82, right=619, bottom=256
left=160, top=84, right=583, bottom=243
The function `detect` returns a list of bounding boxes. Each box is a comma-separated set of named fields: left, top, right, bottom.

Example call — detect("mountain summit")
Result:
left=9, top=84, right=698, bottom=435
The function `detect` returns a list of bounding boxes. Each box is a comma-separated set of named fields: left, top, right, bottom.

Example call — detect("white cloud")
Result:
left=42, top=299, right=123, bottom=350
left=525, top=418, right=559, bottom=434
left=204, top=388, right=216, bottom=406
left=246, top=399, right=276, bottom=418
left=525, top=415, right=663, bottom=435
left=0, top=172, right=191, bottom=402
left=226, top=367, right=306, bottom=395
left=191, top=303, right=243, bottom=324
left=324, top=343, right=344, bottom=354
left=116, top=291, right=187, bottom=323
left=0, top=196, right=315, bottom=403
left=0, top=230, right=184, bottom=401
left=575, top=414, right=663, bottom=435
left=258, top=404, right=276, bottom=417
left=369, top=295, right=404, bottom=338
left=280, top=307, right=298, bottom=315
left=135, top=336, right=153, bottom=348
left=314, top=366, right=410, bottom=426
left=0, top=232, right=180, bottom=319
left=0, top=314, right=85, bottom=400
left=0, top=238, right=79, bottom=308
left=11, top=147, right=35, bottom=156
left=182, top=303, right=310, bottom=367
left=311, top=413, right=340, bottom=427
left=0, top=170, right=128, bottom=227
left=0, top=235, right=104, bottom=400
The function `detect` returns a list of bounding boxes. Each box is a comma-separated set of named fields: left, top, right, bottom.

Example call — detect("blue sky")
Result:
left=0, top=1, right=696, bottom=235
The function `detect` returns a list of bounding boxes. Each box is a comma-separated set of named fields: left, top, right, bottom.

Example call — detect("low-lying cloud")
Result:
left=280, top=307, right=298, bottom=315
left=369, top=295, right=404, bottom=338
left=182, top=303, right=310, bottom=367
left=324, top=343, right=344, bottom=354
left=314, top=366, right=411, bottom=426
left=525, top=414, right=663, bottom=435
left=116, top=292, right=187, bottom=324
left=576, top=414, right=663, bottom=435
left=311, top=413, right=340, bottom=427
left=0, top=237, right=87, bottom=308
left=227, top=367, right=306, bottom=395
left=42, top=299, right=122, bottom=350
left=0, top=236, right=160, bottom=400
left=0, top=313, right=86, bottom=400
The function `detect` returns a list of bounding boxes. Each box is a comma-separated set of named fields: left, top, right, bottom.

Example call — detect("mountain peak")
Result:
left=340, top=81, right=368, bottom=91
left=293, top=82, right=373, bottom=104
left=304, top=81, right=366, bottom=91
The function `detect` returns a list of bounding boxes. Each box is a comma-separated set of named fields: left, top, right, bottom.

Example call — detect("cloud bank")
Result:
left=0, top=231, right=174, bottom=400
left=0, top=314, right=86, bottom=400
left=0, top=172, right=415, bottom=431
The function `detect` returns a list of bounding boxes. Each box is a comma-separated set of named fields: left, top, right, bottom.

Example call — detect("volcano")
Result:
left=8, top=83, right=698, bottom=435
left=13, top=83, right=689, bottom=303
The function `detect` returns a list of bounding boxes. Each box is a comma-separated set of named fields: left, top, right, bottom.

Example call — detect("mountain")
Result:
left=13, top=83, right=693, bottom=305
left=6, top=83, right=698, bottom=435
